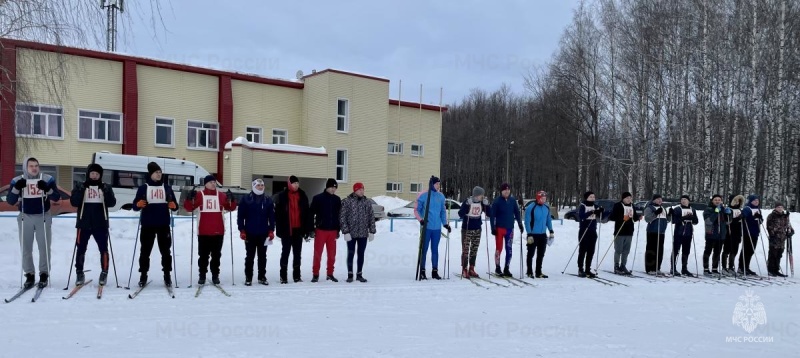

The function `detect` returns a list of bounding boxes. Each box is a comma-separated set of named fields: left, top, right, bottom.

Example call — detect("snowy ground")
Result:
left=0, top=198, right=798, bottom=357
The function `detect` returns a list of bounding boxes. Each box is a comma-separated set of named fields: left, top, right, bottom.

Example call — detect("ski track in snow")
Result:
left=0, top=207, right=797, bottom=357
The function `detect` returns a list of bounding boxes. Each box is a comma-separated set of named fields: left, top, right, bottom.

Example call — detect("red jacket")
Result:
left=183, top=189, right=237, bottom=236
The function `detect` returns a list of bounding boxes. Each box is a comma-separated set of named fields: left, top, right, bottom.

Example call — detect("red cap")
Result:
left=353, top=182, right=364, bottom=192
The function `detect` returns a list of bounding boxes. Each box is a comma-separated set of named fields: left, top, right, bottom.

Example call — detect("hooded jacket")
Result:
left=340, top=192, right=376, bottom=238
left=703, top=200, right=727, bottom=241
left=132, top=177, right=178, bottom=228
left=7, top=157, right=60, bottom=215
left=741, top=195, right=761, bottom=238
left=415, top=177, right=447, bottom=230
left=237, top=191, right=276, bottom=236
left=71, top=164, right=116, bottom=229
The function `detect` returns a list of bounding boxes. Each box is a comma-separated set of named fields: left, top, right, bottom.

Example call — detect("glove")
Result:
left=13, top=178, right=26, bottom=190
left=419, top=220, right=426, bottom=227
left=37, top=180, right=48, bottom=192
left=655, top=207, right=663, bottom=215
left=309, top=231, right=316, bottom=239
left=444, top=224, right=452, bottom=234
left=623, top=214, right=630, bottom=221
left=517, top=222, right=524, bottom=234
left=239, top=231, right=247, bottom=240
left=268, top=231, right=274, bottom=240
left=344, top=233, right=352, bottom=242
left=304, top=235, right=311, bottom=243
left=136, top=200, right=147, bottom=208
left=754, top=213, right=763, bottom=220
left=785, top=211, right=790, bottom=217
left=188, top=189, right=197, bottom=200
left=168, top=201, right=177, bottom=210
left=597, top=206, right=605, bottom=213
left=594, top=208, right=602, bottom=216
left=336, top=232, right=341, bottom=239
left=526, top=234, right=534, bottom=245
left=724, top=207, right=732, bottom=214
left=368, top=233, right=375, bottom=242
left=491, top=228, right=497, bottom=236
left=548, top=231, right=555, bottom=239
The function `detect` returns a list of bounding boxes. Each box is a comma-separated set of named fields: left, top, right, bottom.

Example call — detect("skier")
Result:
left=70, top=163, right=116, bottom=286
left=309, top=178, right=342, bottom=283
left=339, top=182, right=376, bottom=283
left=721, top=195, right=745, bottom=276
left=132, top=162, right=179, bottom=287
left=738, top=195, right=762, bottom=276
left=457, top=186, right=490, bottom=278
left=608, top=192, right=640, bottom=275
left=416, top=176, right=451, bottom=280
left=702, top=194, right=729, bottom=276
left=644, top=194, right=669, bottom=275
left=524, top=190, right=554, bottom=278
left=183, top=175, right=237, bottom=285
left=576, top=191, right=602, bottom=278
left=489, top=183, right=523, bottom=277
left=669, top=195, right=698, bottom=277
left=766, top=203, right=793, bottom=277
left=274, top=175, right=313, bottom=283
left=7, top=157, right=61, bottom=288
left=237, top=179, right=276, bottom=286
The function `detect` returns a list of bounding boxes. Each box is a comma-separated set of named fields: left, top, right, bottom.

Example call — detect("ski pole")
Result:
left=561, top=218, right=595, bottom=274
left=107, top=228, right=120, bottom=288
left=596, top=223, right=625, bottom=272
left=62, top=236, right=77, bottom=290
left=595, top=221, right=602, bottom=273
left=169, top=203, right=178, bottom=288
left=485, top=219, right=491, bottom=281
left=631, top=217, right=642, bottom=272
left=743, top=219, right=763, bottom=278
left=189, top=203, right=194, bottom=288
left=758, top=221, right=770, bottom=281
left=42, top=194, right=52, bottom=289
left=229, top=208, right=235, bottom=285
left=126, top=214, right=142, bottom=289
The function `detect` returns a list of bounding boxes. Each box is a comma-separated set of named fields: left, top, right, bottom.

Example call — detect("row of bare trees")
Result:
left=442, top=0, right=800, bottom=210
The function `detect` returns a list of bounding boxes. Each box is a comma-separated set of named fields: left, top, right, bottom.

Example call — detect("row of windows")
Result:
left=386, top=182, right=425, bottom=193
left=387, top=142, right=424, bottom=156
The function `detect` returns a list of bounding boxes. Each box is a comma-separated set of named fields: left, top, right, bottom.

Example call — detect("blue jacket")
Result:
left=670, top=205, right=698, bottom=238
left=524, top=202, right=553, bottom=235
left=237, top=192, right=276, bottom=236
left=458, top=197, right=490, bottom=231
left=416, top=189, right=447, bottom=230
left=644, top=202, right=668, bottom=234
left=490, top=195, right=522, bottom=231
left=578, top=202, right=598, bottom=233
left=7, top=163, right=60, bottom=215
left=132, top=178, right=177, bottom=228
left=742, top=195, right=761, bottom=238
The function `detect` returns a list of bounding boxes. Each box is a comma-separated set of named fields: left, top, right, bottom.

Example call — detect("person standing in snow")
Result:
left=237, top=179, right=276, bottom=286
left=766, top=203, right=793, bottom=277
left=457, top=186, right=490, bottom=278
left=70, top=163, right=116, bottom=286
left=524, top=190, right=554, bottom=278
left=8, top=157, right=61, bottom=289
left=309, top=178, right=342, bottom=283
left=721, top=195, right=745, bottom=275
left=274, top=175, right=313, bottom=283
left=416, top=176, right=451, bottom=280
left=608, top=192, right=640, bottom=275
left=132, top=162, right=179, bottom=287
left=184, top=175, right=237, bottom=285
left=644, top=194, right=669, bottom=275
left=340, top=182, right=376, bottom=283
left=669, top=195, right=698, bottom=277
left=576, top=191, right=602, bottom=278
left=489, top=183, right=523, bottom=277
left=738, top=195, right=762, bottom=276
left=702, top=194, right=729, bottom=276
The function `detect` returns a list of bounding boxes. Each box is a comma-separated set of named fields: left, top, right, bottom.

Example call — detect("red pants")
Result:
left=312, top=229, right=338, bottom=276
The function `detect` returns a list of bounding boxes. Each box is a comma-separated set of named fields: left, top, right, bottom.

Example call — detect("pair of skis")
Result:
left=61, top=280, right=103, bottom=300
left=487, top=272, right=536, bottom=287
left=566, top=272, right=629, bottom=286
left=5, top=283, right=51, bottom=303
left=194, top=283, right=232, bottom=297
left=127, top=281, right=174, bottom=299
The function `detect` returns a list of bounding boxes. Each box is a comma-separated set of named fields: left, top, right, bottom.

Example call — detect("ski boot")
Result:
left=431, top=268, right=442, bottom=280
left=99, top=271, right=108, bottom=286
left=682, top=267, right=695, bottom=278
left=280, top=272, right=288, bottom=284
left=495, top=265, right=503, bottom=276
left=586, top=270, right=597, bottom=279
left=356, top=273, right=368, bottom=282
left=245, top=277, right=252, bottom=286
left=76, top=271, right=86, bottom=286
left=745, top=269, right=758, bottom=276
left=311, top=275, right=320, bottom=283
left=347, top=272, right=355, bottom=283
left=212, top=274, right=220, bottom=285
left=38, top=272, right=49, bottom=288
left=703, top=268, right=712, bottom=276
left=462, top=267, right=470, bottom=278
left=198, top=272, right=206, bottom=285
left=620, top=265, right=632, bottom=275
left=259, top=278, right=269, bottom=285
left=23, top=273, right=35, bottom=290
left=502, top=266, right=512, bottom=277
left=711, top=269, right=720, bottom=276
left=578, top=268, right=586, bottom=278
left=468, top=266, right=480, bottom=279
left=536, top=272, right=549, bottom=279
left=327, top=275, right=339, bottom=282
left=163, top=273, right=172, bottom=287
left=418, top=269, right=427, bottom=280
left=525, top=268, right=533, bottom=279
left=138, top=274, right=148, bottom=287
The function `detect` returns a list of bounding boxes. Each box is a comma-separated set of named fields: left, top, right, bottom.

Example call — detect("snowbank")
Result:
left=224, top=136, right=327, bottom=155
left=372, top=195, right=410, bottom=211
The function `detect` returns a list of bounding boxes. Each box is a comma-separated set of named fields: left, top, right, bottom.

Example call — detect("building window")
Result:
left=272, top=129, right=288, bottom=144
left=387, top=142, right=404, bottom=155
left=386, top=182, right=402, bottom=193
left=410, top=183, right=424, bottom=193
left=411, top=144, right=424, bottom=157
left=187, top=120, right=219, bottom=150
left=337, top=98, right=349, bottom=132
left=155, top=117, right=174, bottom=147
left=336, top=149, right=348, bottom=182
left=246, top=126, right=262, bottom=143
left=15, top=104, right=63, bottom=139
left=79, top=110, right=122, bottom=143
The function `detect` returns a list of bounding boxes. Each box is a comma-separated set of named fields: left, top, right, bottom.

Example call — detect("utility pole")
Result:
left=101, top=0, right=124, bottom=52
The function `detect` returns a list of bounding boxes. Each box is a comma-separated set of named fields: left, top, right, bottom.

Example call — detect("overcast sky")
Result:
left=119, top=0, right=579, bottom=105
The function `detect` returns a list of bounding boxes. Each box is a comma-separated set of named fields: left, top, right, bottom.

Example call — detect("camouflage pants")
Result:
left=769, top=236, right=786, bottom=251
left=461, top=229, right=482, bottom=268
left=767, top=236, right=788, bottom=273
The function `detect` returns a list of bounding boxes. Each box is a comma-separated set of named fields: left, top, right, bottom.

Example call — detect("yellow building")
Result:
left=0, top=39, right=445, bottom=201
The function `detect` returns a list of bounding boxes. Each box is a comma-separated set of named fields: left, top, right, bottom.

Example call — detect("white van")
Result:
left=91, top=151, right=211, bottom=211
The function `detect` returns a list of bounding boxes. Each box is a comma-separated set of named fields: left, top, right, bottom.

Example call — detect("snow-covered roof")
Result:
left=225, top=137, right=327, bottom=155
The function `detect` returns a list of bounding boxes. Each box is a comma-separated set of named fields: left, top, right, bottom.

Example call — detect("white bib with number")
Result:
left=468, top=202, right=482, bottom=218
left=85, top=186, right=103, bottom=203
left=584, top=205, right=596, bottom=220
left=623, top=206, right=633, bottom=217
left=681, top=208, right=692, bottom=217
left=751, top=208, right=760, bottom=216
left=732, top=209, right=742, bottom=218
left=146, top=185, right=167, bottom=204
left=656, top=207, right=668, bottom=219
left=22, top=182, right=44, bottom=199
left=200, top=193, right=221, bottom=213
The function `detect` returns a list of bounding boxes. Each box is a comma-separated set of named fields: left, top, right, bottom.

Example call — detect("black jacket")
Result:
left=310, top=190, right=342, bottom=231
left=274, top=188, right=313, bottom=239
left=609, top=202, right=640, bottom=236
left=71, top=183, right=116, bottom=230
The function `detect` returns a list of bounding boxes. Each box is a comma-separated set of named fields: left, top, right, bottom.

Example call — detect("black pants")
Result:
left=198, top=235, right=223, bottom=276
left=645, top=232, right=665, bottom=272
left=75, top=228, right=109, bottom=272
left=739, top=231, right=758, bottom=271
left=347, top=237, right=368, bottom=273
left=139, top=226, right=172, bottom=275
left=526, top=234, right=547, bottom=275
left=577, top=229, right=597, bottom=271
left=721, top=226, right=741, bottom=270
left=671, top=235, right=692, bottom=272
left=244, top=234, right=267, bottom=280
left=703, top=238, right=723, bottom=270
left=280, top=231, right=304, bottom=280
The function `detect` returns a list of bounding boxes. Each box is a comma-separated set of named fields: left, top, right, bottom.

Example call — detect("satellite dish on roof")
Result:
left=296, top=70, right=304, bottom=79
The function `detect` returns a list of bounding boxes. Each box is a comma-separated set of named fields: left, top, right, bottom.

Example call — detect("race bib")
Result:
left=751, top=209, right=760, bottom=216
left=657, top=207, right=668, bottom=219
left=681, top=208, right=692, bottom=217
left=623, top=206, right=633, bottom=217
left=732, top=209, right=742, bottom=218
left=146, top=185, right=167, bottom=204
left=200, top=193, right=221, bottom=213
left=468, top=202, right=482, bottom=218
left=85, top=186, right=103, bottom=203
left=584, top=205, right=596, bottom=220
left=22, top=182, right=44, bottom=199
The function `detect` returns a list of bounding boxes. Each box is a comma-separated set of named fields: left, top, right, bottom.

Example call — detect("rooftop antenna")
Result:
left=101, top=0, right=124, bottom=52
